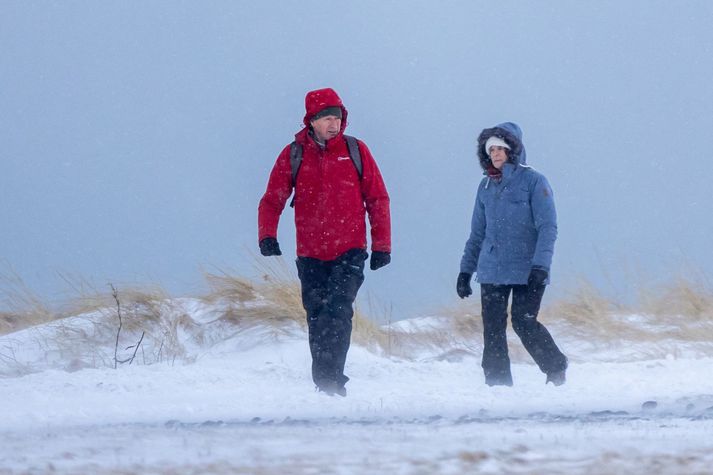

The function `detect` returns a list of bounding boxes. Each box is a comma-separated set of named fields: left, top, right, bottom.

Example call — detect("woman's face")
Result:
left=488, top=146, right=509, bottom=170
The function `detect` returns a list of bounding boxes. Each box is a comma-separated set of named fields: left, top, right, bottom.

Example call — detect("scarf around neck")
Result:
left=486, top=164, right=503, bottom=183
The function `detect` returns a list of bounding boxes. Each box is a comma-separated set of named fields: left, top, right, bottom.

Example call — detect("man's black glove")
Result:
left=527, top=266, right=548, bottom=288
left=370, top=251, right=391, bottom=270
left=456, top=272, right=473, bottom=299
left=259, top=237, right=282, bottom=256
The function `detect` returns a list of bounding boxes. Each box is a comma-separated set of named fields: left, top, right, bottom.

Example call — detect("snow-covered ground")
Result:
left=2, top=299, right=713, bottom=474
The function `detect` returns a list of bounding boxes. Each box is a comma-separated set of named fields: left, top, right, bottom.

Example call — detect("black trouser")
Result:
left=296, top=248, right=367, bottom=390
left=480, top=283, right=567, bottom=385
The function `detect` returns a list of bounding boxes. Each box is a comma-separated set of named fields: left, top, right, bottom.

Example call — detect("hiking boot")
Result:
left=317, top=383, right=347, bottom=397
left=485, top=375, right=513, bottom=387
left=546, top=370, right=566, bottom=386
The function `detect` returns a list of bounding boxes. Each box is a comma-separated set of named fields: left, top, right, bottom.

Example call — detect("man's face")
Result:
left=310, top=115, right=341, bottom=142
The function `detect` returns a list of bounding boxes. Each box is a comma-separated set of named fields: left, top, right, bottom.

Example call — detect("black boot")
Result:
left=485, top=374, right=513, bottom=387
left=546, top=369, right=566, bottom=386
left=317, top=382, right=347, bottom=397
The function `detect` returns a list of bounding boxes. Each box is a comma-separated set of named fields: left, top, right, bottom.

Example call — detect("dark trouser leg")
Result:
left=297, top=249, right=366, bottom=390
left=511, top=284, right=568, bottom=374
left=296, top=257, right=330, bottom=386
left=321, top=249, right=366, bottom=388
left=480, top=284, right=513, bottom=386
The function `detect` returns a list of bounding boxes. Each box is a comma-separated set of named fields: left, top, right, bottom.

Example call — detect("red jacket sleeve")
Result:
left=358, top=141, right=391, bottom=253
left=258, top=145, right=293, bottom=242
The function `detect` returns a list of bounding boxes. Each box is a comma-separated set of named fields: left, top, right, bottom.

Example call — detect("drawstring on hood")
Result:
left=485, top=164, right=502, bottom=188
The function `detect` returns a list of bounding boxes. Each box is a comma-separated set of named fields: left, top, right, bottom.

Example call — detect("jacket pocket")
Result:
left=507, top=188, right=530, bottom=204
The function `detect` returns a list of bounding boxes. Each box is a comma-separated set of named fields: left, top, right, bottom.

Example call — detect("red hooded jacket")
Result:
left=258, top=88, right=391, bottom=261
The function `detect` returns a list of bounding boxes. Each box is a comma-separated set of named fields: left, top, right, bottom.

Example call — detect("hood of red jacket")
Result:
left=302, top=88, right=349, bottom=133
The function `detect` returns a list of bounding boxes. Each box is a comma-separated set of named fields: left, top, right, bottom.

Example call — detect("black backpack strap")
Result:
left=289, top=141, right=302, bottom=208
left=289, top=141, right=302, bottom=187
left=344, top=135, right=363, bottom=179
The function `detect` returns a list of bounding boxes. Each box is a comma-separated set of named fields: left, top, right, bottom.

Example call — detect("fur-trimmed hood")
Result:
left=477, top=122, right=527, bottom=171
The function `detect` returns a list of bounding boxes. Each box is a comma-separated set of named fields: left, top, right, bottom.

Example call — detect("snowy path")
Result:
left=2, top=412, right=713, bottom=474
left=3, top=346, right=713, bottom=474
left=3, top=315, right=713, bottom=474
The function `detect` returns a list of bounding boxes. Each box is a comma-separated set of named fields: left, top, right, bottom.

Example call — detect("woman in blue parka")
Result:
left=458, top=122, right=568, bottom=387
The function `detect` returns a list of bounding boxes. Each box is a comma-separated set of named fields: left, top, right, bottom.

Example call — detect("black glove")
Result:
left=456, top=272, right=473, bottom=299
left=370, top=251, right=391, bottom=270
left=527, top=267, right=548, bottom=288
left=259, top=237, right=282, bottom=256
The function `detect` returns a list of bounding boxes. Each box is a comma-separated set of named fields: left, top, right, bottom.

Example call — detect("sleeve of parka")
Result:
left=358, top=140, right=391, bottom=253
left=258, top=145, right=293, bottom=242
left=530, top=173, right=558, bottom=271
left=460, top=180, right=486, bottom=274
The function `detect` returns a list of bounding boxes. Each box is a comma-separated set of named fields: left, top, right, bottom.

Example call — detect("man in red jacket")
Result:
left=258, top=88, right=391, bottom=396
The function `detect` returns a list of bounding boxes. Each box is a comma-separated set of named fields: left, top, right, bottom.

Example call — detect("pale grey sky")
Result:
left=2, top=1, right=712, bottom=319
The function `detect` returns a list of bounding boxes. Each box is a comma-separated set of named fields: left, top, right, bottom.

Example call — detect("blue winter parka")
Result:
left=460, top=122, right=557, bottom=285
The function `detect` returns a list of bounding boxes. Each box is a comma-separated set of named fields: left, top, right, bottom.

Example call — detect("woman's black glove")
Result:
left=456, top=272, right=473, bottom=299
left=527, top=267, right=548, bottom=288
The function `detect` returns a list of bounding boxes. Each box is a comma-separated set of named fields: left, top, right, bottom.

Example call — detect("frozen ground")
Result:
left=2, top=300, right=713, bottom=474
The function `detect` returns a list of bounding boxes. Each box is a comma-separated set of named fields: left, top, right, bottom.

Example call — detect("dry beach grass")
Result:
left=2, top=260, right=713, bottom=367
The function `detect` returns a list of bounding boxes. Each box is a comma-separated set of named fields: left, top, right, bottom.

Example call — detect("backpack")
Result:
left=289, top=135, right=362, bottom=208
